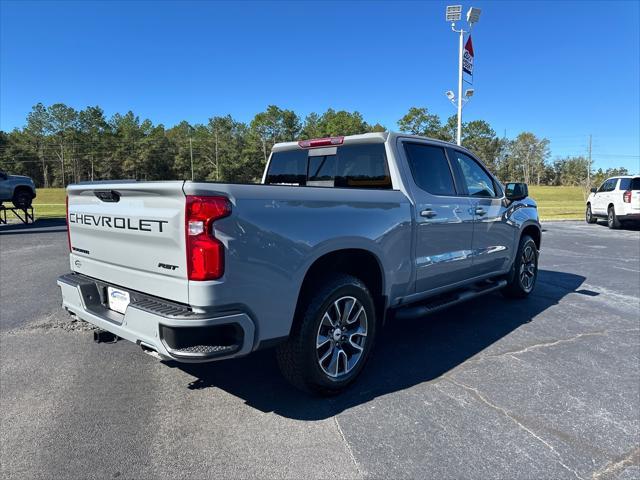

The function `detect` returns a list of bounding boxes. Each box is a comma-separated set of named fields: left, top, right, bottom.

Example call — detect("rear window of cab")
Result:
left=265, top=144, right=392, bottom=190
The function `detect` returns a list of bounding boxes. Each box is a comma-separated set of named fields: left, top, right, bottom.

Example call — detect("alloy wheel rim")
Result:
left=316, top=296, right=368, bottom=378
left=519, top=245, right=537, bottom=292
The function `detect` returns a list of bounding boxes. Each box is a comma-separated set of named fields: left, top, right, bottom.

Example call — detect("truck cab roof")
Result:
left=271, top=131, right=478, bottom=159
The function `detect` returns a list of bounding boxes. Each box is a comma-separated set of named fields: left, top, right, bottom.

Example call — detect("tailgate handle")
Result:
left=94, top=190, right=121, bottom=202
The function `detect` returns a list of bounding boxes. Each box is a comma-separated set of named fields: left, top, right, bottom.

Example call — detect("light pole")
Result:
left=445, top=5, right=481, bottom=145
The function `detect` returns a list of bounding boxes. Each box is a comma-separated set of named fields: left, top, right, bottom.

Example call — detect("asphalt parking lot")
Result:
left=1, top=220, right=639, bottom=479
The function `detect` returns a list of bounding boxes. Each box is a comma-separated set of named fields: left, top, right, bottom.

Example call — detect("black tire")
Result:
left=607, top=206, right=621, bottom=229
left=502, top=235, right=538, bottom=299
left=12, top=189, right=33, bottom=209
left=585, top=203, right=597, bottom=224
left=276, top=274, right=377, bottom=395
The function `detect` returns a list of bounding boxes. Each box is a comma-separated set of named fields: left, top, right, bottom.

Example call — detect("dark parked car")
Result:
left=0, top=171, right=37, bottom=209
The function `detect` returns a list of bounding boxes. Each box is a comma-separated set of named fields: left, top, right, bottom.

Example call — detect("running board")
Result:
left=394, top=279, right=508, bottom=321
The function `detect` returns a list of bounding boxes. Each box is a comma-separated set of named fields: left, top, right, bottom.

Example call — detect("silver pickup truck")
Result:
left=58, top=132, right=541, bottom=394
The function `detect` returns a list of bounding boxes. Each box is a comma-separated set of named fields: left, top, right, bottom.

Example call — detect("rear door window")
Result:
left=265, top=143, right=391, bottom=189
left=403, top=143, right=456, bottom=196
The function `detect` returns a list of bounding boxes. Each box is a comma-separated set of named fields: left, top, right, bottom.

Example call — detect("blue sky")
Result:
left=1, top=0, right=639, bottom=171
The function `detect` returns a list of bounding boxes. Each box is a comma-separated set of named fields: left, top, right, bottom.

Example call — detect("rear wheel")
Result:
left=12, top=189, right=32, bottom=209
left=607, top=206, right=621, bottom=229
left=277, top=274, right=377, bottom=395
left=502, top=235, right=538, bottom=299
left=585, top=204, right=597, bottom=224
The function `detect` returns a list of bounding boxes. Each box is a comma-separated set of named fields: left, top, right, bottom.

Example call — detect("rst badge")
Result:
left=158, top=263, right=179, bottom=271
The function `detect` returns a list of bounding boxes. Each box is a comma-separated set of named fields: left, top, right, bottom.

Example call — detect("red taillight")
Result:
left=623, top=190, right=632, bottom=203
left=298, top=136, right=344, bottom=148
left=185, top=195, right=231, bottom=281
left=66, top=195, right=71, bottom=252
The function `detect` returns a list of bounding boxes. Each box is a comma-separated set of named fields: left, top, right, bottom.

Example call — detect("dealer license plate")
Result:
left=107, top=287, right=130, bottom=314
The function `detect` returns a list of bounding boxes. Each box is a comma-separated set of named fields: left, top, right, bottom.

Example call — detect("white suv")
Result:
left=586, top=175, right=640, bottom=228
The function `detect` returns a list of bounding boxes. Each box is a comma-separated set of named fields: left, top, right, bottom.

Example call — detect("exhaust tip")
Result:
left=139, top=341, right=163, bottom=360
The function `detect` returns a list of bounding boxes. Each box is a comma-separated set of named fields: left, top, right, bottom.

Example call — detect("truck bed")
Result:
left=66, top=180, right=413, bottom=342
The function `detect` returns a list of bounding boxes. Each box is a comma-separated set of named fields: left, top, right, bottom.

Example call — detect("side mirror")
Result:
left=590, top=187, right=597, bottom=193
left=505, top=182, right=528, bottom=201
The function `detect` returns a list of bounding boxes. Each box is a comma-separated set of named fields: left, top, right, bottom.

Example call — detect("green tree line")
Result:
left=0, top=103, right=627, bottom=190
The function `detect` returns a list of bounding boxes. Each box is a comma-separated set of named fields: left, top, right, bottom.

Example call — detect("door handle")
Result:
left=475, top=207, right=487, bottom=216
left=420, top=208, right=437, bottom=219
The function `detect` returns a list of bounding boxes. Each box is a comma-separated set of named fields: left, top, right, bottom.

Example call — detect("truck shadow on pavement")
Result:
left=177, top=269, right=590, bottom=420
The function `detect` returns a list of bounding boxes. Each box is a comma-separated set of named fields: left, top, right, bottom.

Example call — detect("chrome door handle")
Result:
left=420, top=208, right=437, bottom=218
left=475, top=207, right=487, bottom=216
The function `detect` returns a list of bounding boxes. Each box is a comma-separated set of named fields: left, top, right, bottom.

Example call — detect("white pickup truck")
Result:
left=58, top=132, right=541, bottom=394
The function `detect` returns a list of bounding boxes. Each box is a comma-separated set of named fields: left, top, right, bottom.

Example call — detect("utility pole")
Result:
left=189, top=136, right=194, bottom=181
left=501, top=128, right=509, bottom=181
left=60, top=144, right=65, bottom=187
left=39, top=144, right=48, bottom=188
left=214, top=128, right=219, bottom=181
left=587, top=134, right=592, bottom=186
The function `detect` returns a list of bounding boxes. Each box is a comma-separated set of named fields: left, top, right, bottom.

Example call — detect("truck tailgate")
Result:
left=67, top=182, right=189, bottom=304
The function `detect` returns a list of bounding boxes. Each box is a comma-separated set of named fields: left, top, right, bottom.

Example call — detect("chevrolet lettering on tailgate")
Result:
left=68, top=213, right=168, bottom=232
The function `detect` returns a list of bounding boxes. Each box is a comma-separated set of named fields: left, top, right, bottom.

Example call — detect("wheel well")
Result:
left=608, top=203, right=614, bottom=210
left=13, top=186, right=34, bottom=198
left=522, top=225, right=541, bottom=250
left=295, top=249, right=385, bottom=322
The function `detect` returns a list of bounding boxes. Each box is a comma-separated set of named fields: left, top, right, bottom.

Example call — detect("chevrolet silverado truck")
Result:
left=58, top=132, right=541, bottom=394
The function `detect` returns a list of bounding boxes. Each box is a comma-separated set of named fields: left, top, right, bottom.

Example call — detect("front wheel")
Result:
left=585, top=204, right=597, bottom=224
left=276, top=274, right=377, bottom=395
left=502, top=235, right=539, bottom=299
